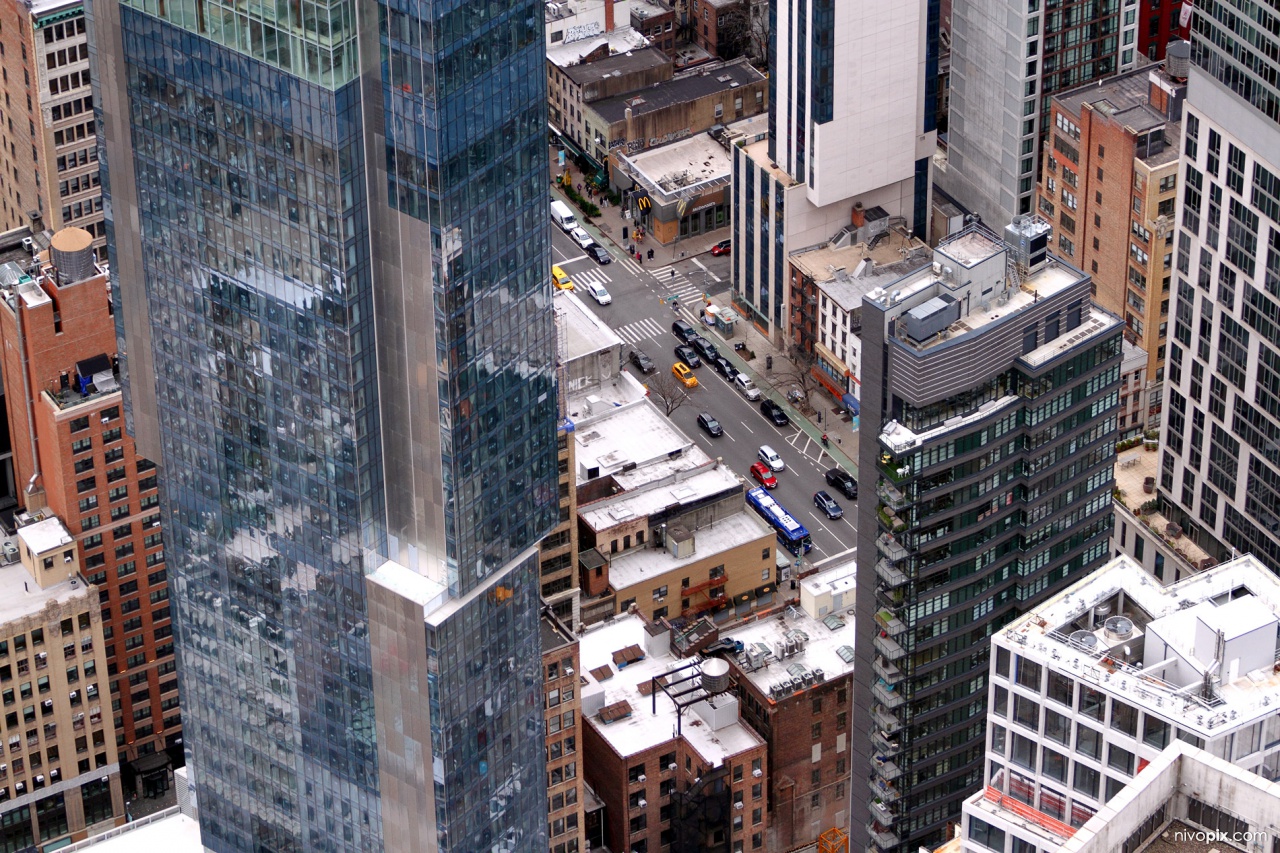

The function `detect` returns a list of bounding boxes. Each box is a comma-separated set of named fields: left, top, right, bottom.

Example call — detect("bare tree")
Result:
left=647, top=371, right=693, bottom=416
left=766, top=359, right=823, bottom=418
left=712, top=7, right=751, bottom=61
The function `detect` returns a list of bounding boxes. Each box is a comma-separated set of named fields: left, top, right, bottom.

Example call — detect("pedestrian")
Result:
left=670, top=270, right=675, bottom=280
left=821, top=433, right=829, bottom=447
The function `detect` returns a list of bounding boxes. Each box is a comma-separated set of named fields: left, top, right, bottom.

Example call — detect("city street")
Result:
left=550, top=226, right=859, bottom=566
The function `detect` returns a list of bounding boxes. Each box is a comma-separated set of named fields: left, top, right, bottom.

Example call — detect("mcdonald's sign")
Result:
left=636, top=194, right=652, bottom=212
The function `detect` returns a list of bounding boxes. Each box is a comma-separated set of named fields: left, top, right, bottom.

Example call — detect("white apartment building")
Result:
left=961, top=554, right=1280, bottom=853
left=731, top=0, right=934, bottom=341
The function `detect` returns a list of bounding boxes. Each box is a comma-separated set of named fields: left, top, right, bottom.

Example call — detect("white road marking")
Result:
left=691, top=257, right=722, bottom=282
left=739, top=421, right=753, bottom=434
left=615, top=317, right=665, bottom=344
left=559, top=253, right=588, bottom=264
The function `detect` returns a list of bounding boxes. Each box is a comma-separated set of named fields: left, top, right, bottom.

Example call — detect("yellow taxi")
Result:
left=552, top=265, right=574, bottom=290
left=672, top=362, right=698, bottom=388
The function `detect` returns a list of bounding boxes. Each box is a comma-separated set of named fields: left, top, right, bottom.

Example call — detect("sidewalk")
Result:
left=549, top=147, right=725, bottom=261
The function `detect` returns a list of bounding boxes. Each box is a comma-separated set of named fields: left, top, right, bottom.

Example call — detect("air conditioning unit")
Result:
left=734, top=801, right=743, bottom=810
left=637, top=774, right=646, bottom=783
left=752, top=768, right=763, bottom=778
left=638, top=799, right=647, bottom=808
left=668, top=763, right=677, bottom=771
left=564, top=667, right=574, bottom=677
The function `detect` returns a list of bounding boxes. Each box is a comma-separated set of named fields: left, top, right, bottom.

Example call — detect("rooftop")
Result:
left=573, top=399, right=707, bottom=484
left=546, top=27, right=651, bottom=68
left=30, top=0, right=84, bottom=19
left=556, top=289, right=623, bottom=361
left=578, top=464, right=743, bottom=533
left=1112, top=447, right=1214, bottom=570
left=59, top=807, right=203, bottom=852
left=591, top=59, right=765, bottom=124
left=1020, top=309, right=1120, bottom=367
left=743, top=138, right=799, bottom=187
left=563, top=46, right=671, bottom=87
left=0, top=549, right=90, bottom=627
left=999, top=553, right=1280, bottom=738
left=542, top=612, right=577, bottom=653
left=605, top=510, right=773, bottom=591
left=621, top=133, right=733, bottom=204
left=1055, top=64, right=1184, bottom=168
left=725, top=562, right=858, bottom=698
left=579, top=614, right=766, bottom=763
left=791, top=239, right=932, bottom=313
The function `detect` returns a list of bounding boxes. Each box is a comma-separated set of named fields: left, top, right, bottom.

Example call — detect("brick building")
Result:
left=0, top=0, right=104, bottom=256
left=579, top=614, right=768, bottom=853
left=1036, top=62, right=1185, bottom=433
left=542, top=613, right=586, bottom=853
left=0, top=228, right=179, bottom=786
left=0, top=513, right=125, bottom=847
left=725, top=562, right=858, bottom=850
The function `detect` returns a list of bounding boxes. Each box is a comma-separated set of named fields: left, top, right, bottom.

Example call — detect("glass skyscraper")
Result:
left=88, top=0, right=557, bottom=848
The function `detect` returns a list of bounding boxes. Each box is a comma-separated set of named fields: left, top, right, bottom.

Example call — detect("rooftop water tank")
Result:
left=50, top=227, right=95, bottom=284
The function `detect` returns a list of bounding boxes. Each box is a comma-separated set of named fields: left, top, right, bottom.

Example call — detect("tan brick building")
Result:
left=0, top=513, right=125, bottom=847
left=542, top=613, right=586, bottom=853
left=0, top=229, right=178, bottom=783
left=0, top=0, right=104, bottom=256
left=1036, top=64, right=1185, bottom=432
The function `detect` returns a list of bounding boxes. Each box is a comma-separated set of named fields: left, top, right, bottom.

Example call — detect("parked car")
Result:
left=710, top=356, right=737, bottom=379
left=629, top=349, right=656, bottom=374
left=749, top=461, right=778, bottom=488
left=758, top=444, right=785, bottom=471
left=551, top=265, right=574, bottom=291
left=760, top=399, right=790, bottom=427
left=583, top=281, right=611, bottom=305
left=570, top=227, right=595, bottom=249
left=672, top=362, right=699, bottom=388
left=672, top=319, right=698, bottom=343
left=734, top=374, right=762, bottom=401
left=813, top=490, right=843, bottom=519
left=824, top=467, right=858, bottom=500
left=588, top=244, right=612, bottom=264
left=696, top=412, right=724, bottom=437
left=674, top=344, right=702, bottom=369
left=690, top=335, right=720, bottom=364
left=711, top=239, right=732, bottom=256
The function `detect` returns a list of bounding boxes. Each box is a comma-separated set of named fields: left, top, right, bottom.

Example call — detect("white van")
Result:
left=734, top=374, right=761, bottom=401
left=550, top=200, right=578, bottom=232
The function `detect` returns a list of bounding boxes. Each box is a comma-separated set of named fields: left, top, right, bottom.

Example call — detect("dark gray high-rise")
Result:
left=852, top=220, right=1121, bottom=852
left=89, top=0, right=558, bottom=849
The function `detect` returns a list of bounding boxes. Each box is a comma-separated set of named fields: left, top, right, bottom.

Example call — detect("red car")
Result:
left=750, top=461, right=778, bottom=488
left=711, top=239, right=732, bottom=256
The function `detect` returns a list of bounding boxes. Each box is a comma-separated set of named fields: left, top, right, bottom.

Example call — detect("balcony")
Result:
left=872, top=705, right=901, bottom=734
left=873, top=657, right=902, bottom=684
left=867, top=821, right=900, bottom=850
left=877, top=477, right=910, bottom=510
left=871, top=730, right=900, bottom=757
left=872, top=758, right=902, bottom=783
left=875, top=533, right=908, bottom=564
left=874, top=609, right=907, bottom=637
left=875, top=558, right=909, bottom=588
left=873, top=632, right=906, bottom=661
left=877, top=505, right=908, bottom=533
left=872, top=680, right=904, bottom=709
left=869, top=777, right=901, bottom=804
left=878, top=459, right=913, bottom=485
left=870, top=799, right=899, bottom=825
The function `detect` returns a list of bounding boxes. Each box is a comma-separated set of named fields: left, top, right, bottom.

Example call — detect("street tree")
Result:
left=647, top=371, right=692, bottom=416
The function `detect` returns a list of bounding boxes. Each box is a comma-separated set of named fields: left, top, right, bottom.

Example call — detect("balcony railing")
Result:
left=875, top=533, right=908, bottom=563
left=872, top=680, right=905, bottom=709
left=872, top=705, right=902, bottom=734
left=875, top=559, right=909, bottom=588
left=873, top=633, right=906, bottom=661
left=877, top=479, right=909, bottom=511
left=871, top=731, right=900, bottom=757
left=873, top=657, right=902, bottom=684
left=867, top=821, right=900, bottom=850
left=874, top=609, right=907, bottom=636
left=869, top=777, right=901, bottom=804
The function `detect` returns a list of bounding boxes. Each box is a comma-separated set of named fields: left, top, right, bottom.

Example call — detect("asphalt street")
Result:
left=550, top=226, right=859, bottom=568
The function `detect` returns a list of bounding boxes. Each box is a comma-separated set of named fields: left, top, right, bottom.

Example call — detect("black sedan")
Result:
left=697, top=412, right=724, bottom=437
left=760, top=398, right=790, bottom=427
left=813, top=491, right=844, bottom=519
left=629, top=349, right=656, bottom=374
left=674, top=345, right=703, bottom=368
left=690, top=335, right=720, bottom=364
left=710, top=356, right=738, bottom=380
left=588, top=245, right=612, bottom=264
left=824, top=467, right=858, bottom=499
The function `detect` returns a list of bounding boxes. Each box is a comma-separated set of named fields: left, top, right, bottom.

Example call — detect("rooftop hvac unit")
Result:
left=813, top=668, right=825, bottom=682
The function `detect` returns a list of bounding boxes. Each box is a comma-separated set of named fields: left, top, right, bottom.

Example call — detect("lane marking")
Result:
left=691, top=257, right=722, bottom=282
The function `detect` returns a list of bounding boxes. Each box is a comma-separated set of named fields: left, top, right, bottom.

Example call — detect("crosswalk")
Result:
left=614, top=317, right=666, bottom=345
left=570, top=267, right=612, bottom=289
left=646, top=262, right=705, bottom=305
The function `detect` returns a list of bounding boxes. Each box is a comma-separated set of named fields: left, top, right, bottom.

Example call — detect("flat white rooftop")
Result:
left=1000, top=554, right=1280, bottom=738
left=726, top=563, right=858, bottom=697
left=579, top=614, right=765, bottom=763
left=578, top=464, right=742, bottom=533
left=556, top=290, right=623, bottom=361
left=0, top=549, right=89, bottom=627
left=62, top=809, right=203, bottom=852
left=607, top=511, right=773, bottom=592
left=546, top=27, right=650, bottom=68
left=624, top=134, right=733, bottom=199
left=574, top=400, right=715, bottom=487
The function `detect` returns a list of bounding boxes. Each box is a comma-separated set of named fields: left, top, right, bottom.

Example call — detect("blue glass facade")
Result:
left=91, top=0, right=556, bottom=847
